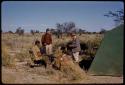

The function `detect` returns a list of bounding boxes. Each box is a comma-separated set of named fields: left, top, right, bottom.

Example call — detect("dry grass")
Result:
left=1, top=33, right=103, bottom=66
left=52, top=47, right=86, bottom=82
left=2, top=45, right=15, bottom=67
left=1, top=33, right=103, bottom=83
left=60, top=60, right=86, bottom=81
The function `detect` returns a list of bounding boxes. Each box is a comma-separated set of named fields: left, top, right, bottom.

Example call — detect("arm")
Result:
left=50, top=34, right=52, bottom=44
left=69, top=44, right=76, bottom=48
left=41, top=34, right=46, bottom=45
left=41, top=35, right=44, bottom=43
left=69, top=39, right=80, bottom=48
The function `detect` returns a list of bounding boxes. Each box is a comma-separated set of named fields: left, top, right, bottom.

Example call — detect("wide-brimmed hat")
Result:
left=71, top=33, right=76, bottom=36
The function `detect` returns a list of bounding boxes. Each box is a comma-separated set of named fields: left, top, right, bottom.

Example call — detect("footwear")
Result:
left=30, top=65, right=34, bottom=68
left=74, top=60, right=79, bottom=63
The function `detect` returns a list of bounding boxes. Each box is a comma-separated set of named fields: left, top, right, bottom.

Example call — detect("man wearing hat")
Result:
left=41, top=28, right=53, bottom=55
left=69, top=33, right=81, bottom=63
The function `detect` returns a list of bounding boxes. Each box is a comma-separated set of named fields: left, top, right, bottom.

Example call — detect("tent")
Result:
left=89, top=24, right=124, bottom=76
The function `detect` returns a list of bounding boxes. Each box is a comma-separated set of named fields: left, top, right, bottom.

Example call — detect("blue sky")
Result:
left=2, top=1, right=124, bottom=32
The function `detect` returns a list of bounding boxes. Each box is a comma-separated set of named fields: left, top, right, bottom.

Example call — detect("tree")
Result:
left=56, top=23, right=62, bottom=33
left=79, top=29, right=86, bottom=34
left=56, top=21, right=76, bottom=33
left=35, top=30, right=40, bottom=33
left=15, top=27, right=24, bottom=35
left=8, top=31, right=13, bottom=34
left=56, top=23, right=63, bottom=38
left=104, top=9, right=124, bottom=26
left=100, top=28, right=106, bottom=34
left=30, top=29, right=40, bottom=35
left=50, top=28, right=56, bottom=34
left=66, top=22, right=75, bottom=33
left=30, top=29, right=35, bottom=35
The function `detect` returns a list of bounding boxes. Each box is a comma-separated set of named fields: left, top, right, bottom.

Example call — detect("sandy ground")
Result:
left=2, top=61, right=123, bottom=84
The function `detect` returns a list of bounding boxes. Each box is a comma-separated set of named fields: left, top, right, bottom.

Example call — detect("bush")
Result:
left=15, top=27, right=24, bottom=35
left=15, top=50, right=30, bottom=62
left=2, top=46, right=15, bottom=67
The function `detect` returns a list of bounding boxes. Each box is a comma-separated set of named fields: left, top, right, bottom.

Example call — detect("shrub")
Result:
left=15, top=50, right=30, bottom=62
left=2, top=46, right=15, bottom=67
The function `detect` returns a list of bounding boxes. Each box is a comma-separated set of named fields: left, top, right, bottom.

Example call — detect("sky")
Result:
left=1, top=1, right=124, bottom=32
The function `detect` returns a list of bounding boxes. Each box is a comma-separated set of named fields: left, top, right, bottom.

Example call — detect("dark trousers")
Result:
left=34, top=60, right=47, bottom=68
left=40, top=47, right=46, bottom=54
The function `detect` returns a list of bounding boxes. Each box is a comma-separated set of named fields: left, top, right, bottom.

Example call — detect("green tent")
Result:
left=89, top=24, right=123, bottom=76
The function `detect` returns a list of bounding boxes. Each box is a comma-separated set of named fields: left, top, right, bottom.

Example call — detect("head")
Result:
left=71, top=33, right=77, bottom=40
left=35, top=40, right=40, bottom=46
left=46, top=28, right=51, bottom=34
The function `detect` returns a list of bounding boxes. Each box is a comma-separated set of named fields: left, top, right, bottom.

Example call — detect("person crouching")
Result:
left=30, top=40, right=47, bottom=68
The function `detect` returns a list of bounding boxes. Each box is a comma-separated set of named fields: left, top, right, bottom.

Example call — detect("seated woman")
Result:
left=29, top=40, right=47, bottom=68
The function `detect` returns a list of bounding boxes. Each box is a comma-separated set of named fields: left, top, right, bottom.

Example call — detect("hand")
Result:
left=69, top=44, right=73, bottom=47
left=44, top=43, right=46, bottom=45
left=37, top=52, right=42, bottom=57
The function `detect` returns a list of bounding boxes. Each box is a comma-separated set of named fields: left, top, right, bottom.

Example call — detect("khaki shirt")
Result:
left=32, top=45, right=42, bottom=60
left=71, top=38, right=81, bottom=53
